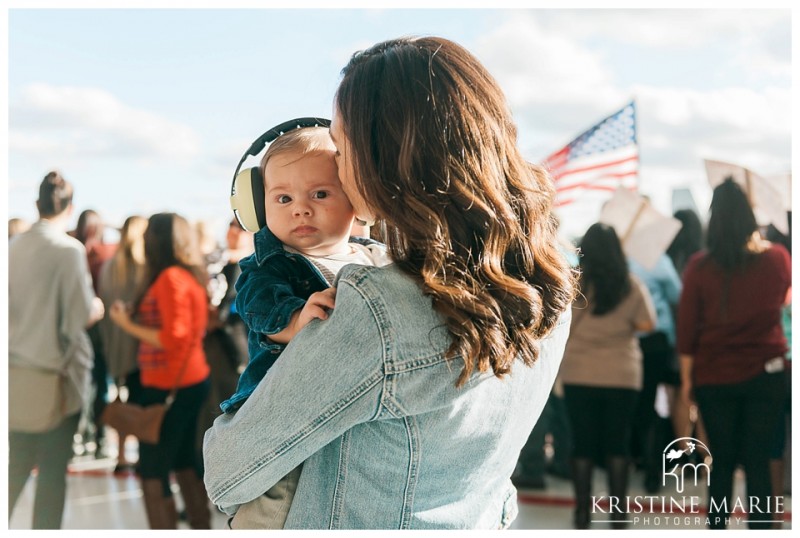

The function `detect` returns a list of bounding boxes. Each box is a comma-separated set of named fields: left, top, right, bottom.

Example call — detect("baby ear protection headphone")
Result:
left=230, top=116, right=332, bottom=232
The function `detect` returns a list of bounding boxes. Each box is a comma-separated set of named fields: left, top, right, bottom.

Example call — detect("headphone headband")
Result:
left=230, top=116, right=331, bottom=232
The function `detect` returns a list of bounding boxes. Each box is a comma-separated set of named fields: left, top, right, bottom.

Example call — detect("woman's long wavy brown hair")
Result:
left=336, top=36, right=576, bottom=386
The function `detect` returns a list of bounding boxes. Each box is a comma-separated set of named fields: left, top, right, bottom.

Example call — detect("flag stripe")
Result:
left=555, top=184, right=638, bottom=207
left=555, top=161, right=638, bottom=190
left=555, top=171, right=639, bottom=193
left=551, top=154, right=639, bottom=181
left=543, top=101, right=638, bottom=211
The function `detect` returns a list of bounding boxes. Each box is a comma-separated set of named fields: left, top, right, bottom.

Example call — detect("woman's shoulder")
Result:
left=336, top=263, right=432, bottom=310
left=159, top=265, right=191, bottom=279
left=337, top=262, right=409, bottom=290
left=629, top=272, right=645, bottom=288
left=155, top=266, right=203, bottom=291
left=627, top=272, right=651, bottom=299
left=682, top=250, right=709, bottom=276
left=759, top=242, right=791, bottom=277
left=764, top=241, right=791, bottom=262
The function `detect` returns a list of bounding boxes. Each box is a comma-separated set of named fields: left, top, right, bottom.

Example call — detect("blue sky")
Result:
left=4, top=3, right=793, bottom=240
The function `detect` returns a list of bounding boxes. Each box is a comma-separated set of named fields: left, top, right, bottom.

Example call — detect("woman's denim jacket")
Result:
left=203, top=262, right=571, bottom=529
left=220, top=225, right=381, bottom=413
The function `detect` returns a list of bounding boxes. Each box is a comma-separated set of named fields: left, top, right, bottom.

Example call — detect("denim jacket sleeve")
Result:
left=203, top=276, right=385, bottom=515
left=234, top=255, right=308, bottom=336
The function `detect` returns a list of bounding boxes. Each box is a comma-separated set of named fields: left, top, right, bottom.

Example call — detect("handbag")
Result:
left=101, top=347, right=193, bottom=445
left=101, top=394, right=172, bottom=445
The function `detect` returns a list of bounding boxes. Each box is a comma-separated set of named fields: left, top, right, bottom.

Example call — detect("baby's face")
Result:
left=264, top=150, right=355, bottom=257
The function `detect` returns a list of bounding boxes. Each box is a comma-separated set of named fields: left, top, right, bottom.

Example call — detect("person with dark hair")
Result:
left=559, top=222, right=656, bottom=529
left=667, top=208, right=704, bottom=276
left=109, top=212, right=212, bottom=529
left=678, top=178, right=791, bottom=530
left=203, top=36, right=576, bottom=529
left=8, top=171, right=105, bottom=529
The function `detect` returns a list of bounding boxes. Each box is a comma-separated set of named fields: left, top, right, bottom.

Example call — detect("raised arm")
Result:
left=234, top=256, right=309, bottom=339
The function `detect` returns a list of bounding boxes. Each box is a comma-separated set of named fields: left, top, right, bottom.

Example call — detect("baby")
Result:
left=221, top=125, right=390, bottom=528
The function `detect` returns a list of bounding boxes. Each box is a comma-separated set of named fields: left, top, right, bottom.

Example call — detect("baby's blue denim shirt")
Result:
left=220, top=225, right=382, bottom=414
left=203, top=262, right=571, bottom=529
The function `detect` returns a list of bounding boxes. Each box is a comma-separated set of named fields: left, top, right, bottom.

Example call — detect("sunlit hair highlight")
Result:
left=109, top=215, right=148, bottom=290
left=260, top=126, right=335, bottom=186
left=336, top=36, right=576, bottom=386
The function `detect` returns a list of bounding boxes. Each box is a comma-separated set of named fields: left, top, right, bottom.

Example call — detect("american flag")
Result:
left=544, top=101, right=639, bottom=208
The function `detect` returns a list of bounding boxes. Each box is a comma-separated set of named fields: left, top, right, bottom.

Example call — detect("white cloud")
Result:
left=537, top=9, right=787, bottom=50
left=635, top=85, right=791, bottom=173
left=9, top=84, right=201, bottom=161
left=639, top=84, right=791, bottom=135
left=474, top=11, right=790, bottom=171
left=536, top=9, right=791, bottom=86
left=475, top=14, right=621, bottom=109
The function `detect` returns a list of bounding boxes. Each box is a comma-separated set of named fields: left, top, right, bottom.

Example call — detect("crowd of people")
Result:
left=7, top=34, right=792, bottom=531
left=511, top=190, right=792, bottom=531
left=8, top=181, right=255, bottom=529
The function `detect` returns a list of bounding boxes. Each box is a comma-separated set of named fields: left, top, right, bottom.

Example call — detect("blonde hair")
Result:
left=260, top=126, right=335, bottom=185
left=109, top=215, right=148, bottom=289
left=8, top=218, right=30, bottom=239
left=194, top=219, right=220, bottom=256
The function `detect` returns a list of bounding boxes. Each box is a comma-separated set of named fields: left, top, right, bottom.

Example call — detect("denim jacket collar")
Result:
left=252, top=226, right=287, bottom=267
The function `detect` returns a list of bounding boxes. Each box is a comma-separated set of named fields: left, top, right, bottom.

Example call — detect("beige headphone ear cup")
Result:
left=230, top=167, right=264, bottom=232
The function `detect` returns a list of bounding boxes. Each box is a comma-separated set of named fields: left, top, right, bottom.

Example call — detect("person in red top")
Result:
left=678, top=179, right=791, bottom=530
left=110, top=212, right=211, bottom=529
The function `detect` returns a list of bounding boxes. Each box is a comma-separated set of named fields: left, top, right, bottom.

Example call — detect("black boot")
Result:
left=607, top=457, right=630, bottom=530
left=571, top=457, right=593, bottom=529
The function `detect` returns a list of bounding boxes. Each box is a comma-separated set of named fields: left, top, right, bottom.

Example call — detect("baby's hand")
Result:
left=296, top=288, right=337, bottom=330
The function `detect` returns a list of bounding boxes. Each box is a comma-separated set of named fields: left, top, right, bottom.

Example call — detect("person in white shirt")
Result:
left=8, top=171, right=104, bottom=529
